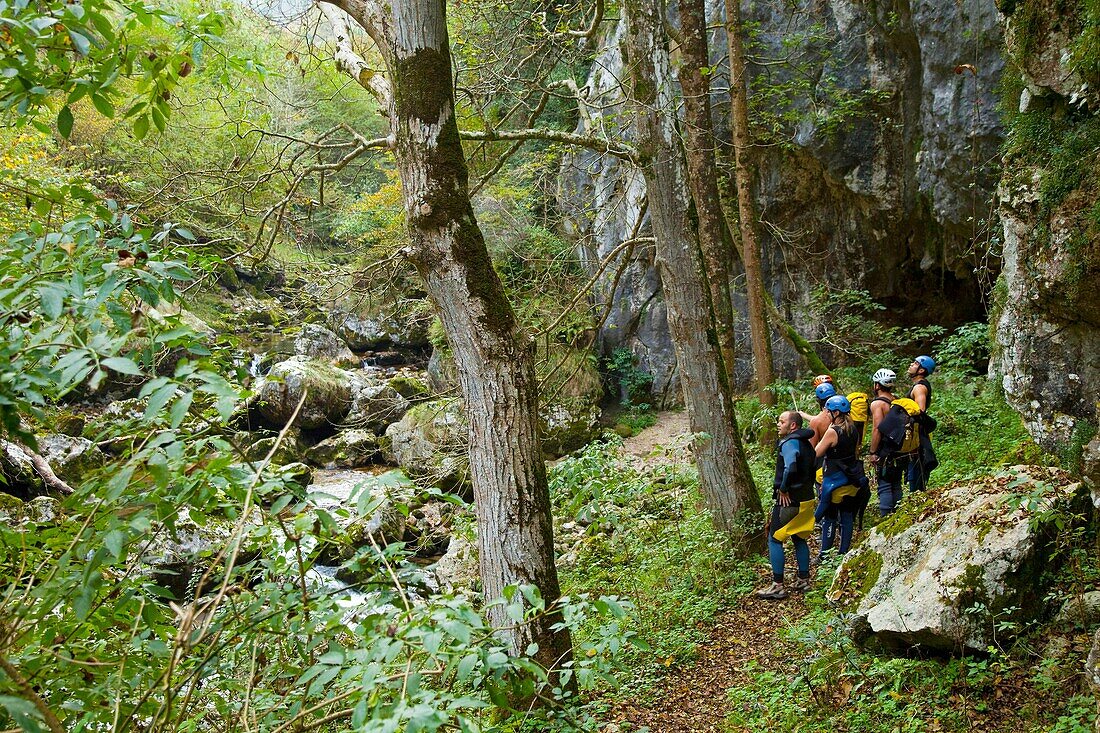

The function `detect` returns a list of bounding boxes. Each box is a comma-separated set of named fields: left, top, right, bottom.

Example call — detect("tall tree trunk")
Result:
left=623, top=0, right=763, bottom=547
left=676, top=0, right=738, bottom=391
left=723, top=0, right=776, bottom=406
left=323, top=0, right=572, bottom=675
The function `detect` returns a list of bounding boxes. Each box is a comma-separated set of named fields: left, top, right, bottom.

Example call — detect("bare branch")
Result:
left=316, top=1, right=392, bottom=107
left=536, top=0, right=605, bottom=39
left=460, top=128, right=639, bottom=164
left=2, top=439, right=75, bottom=496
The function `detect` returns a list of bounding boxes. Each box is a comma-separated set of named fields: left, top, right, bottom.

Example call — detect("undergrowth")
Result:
left=550, top=441, right=758, bottom=701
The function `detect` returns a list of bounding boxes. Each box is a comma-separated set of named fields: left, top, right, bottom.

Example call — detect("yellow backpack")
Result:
left=847, top=392, right=869, bottom=423
left=891, top=398, right=922, bottom=454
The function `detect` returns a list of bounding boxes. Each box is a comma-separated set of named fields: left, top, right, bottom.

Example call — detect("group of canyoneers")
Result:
left=757, top=355, right=939, bottom=600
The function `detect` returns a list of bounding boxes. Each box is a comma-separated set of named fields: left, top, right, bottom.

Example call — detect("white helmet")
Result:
left=872, top=368, right=896, bottom=387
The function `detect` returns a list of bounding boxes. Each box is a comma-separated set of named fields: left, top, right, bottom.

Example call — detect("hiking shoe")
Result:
left=789, top=577, right=812, bottom=593
left=755, top=582, right=788, bottom=600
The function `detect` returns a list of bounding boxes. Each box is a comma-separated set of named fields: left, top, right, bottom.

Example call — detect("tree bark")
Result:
left=321, top=0, right=572, bottom=675
left=623, top=0, right=763, bottom=547
left=723, top=0, right=776, bottom=407
left=676, top=0, right=738, bottom=392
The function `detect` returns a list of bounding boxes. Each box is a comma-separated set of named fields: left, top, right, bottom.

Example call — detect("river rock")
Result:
left=142, top=508, right=262, bottom=601
left=239, top=430, right=305, bottom=466
left=346, top=375, right=410, bottom=434
left=306, top=429, right=384, bottom=469
left=1088, top=629, right=1100, bottom=695
left=37, top=434, right=105, bottom=484
left=404, top=500, right=458, bottom=558
left=294, top=323, right=359, bottom=367
left=255, top=356, right=352, bottom=430
left=385, top=399, right=469, bottom=493
left=0, top=441, right=44, bottom=499
left=432, top=534, right=479, bottom=593
left=328, top=308, right=430, bottom=351
left=0, top=492, right=25, bottom=521
left=307, top=469, right=412, bottom=582
left=1055, top=591, right=1100, bottom=628
left=829, top=465, right=1085, bottom=652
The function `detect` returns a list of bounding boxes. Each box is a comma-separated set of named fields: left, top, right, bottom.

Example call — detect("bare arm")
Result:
left=912, top=383, right=929, bottom=412
left=814, top=427, right=837, bottom=459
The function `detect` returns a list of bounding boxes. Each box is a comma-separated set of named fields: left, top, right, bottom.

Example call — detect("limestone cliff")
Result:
left=992, top=0, right=1100, bottom=490
left=559, top=0, right=1005, bottom=402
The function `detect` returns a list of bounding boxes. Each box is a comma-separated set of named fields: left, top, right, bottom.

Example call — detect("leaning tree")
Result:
left=313, top=0, right=572, bottom=671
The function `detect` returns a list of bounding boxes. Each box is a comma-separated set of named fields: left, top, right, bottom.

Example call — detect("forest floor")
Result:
left=611, top=595, right=810, bottom=732
left=610, top=411, right=812, bottom=732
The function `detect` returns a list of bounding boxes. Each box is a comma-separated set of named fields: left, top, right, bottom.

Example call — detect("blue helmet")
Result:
left=814, top=382, right=837, bottom=400
left=914, top=355, right=936, bottom=375
left=825, top=395, right=851, bottom=413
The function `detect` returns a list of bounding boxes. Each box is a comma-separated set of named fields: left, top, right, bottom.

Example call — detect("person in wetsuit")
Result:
left=814, top=395, right=868, bottom=560
left=905, top=355, right=936, bottom=493
left=757, top=410, right=816, bottom=600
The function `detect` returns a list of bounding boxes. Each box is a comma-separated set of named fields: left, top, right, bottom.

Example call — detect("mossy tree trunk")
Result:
left=677, top=0, right=739, bottom=392
left=724, top=0, right=776, bottom=406
left=623, top=0, right=763, bottom=549
left=319, top=0, right=572, bottom=675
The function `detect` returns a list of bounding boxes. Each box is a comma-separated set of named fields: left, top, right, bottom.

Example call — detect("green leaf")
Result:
left=102, top=356, right=142, bottom=376
left=68, top=29, right=92, bottom=55
left=143, top=382, right=177, bottom=421
left=104, top=529, right=126, bottom=559
left=150, top=104, right=166, bottom=133
left=456, top=653, right=478, bottom=682
left=0, top=695, right=49, bottom=733
left=91, top=93, right=115, bottom=118
left=57, top=105, right=74, bottom=138
left=168, top=390, right=193, bottom=428
left=38, top=284, right=65, bottom=319
left=133, top=115, right=150, bottom=140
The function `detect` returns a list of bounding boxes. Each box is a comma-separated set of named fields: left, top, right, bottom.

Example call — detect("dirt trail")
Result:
left=612, top=596, right=809, bottom=732
left=611, top=411, right=812, bottom=732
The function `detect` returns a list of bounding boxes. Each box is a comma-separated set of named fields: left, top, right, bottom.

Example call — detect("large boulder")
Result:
left=255, top=356, right=352, bottom=430
left=305, top=429, right=384, bottom=469
left=294, top=324, right=358, bottom=367
left=540, top=399, right=601, bottom=457
left=327, top=308, right=430, bottom=352
left=345, top=374, right=410, bottom=434
left=385, top=399, right=469, bottom=493
left=828, top=465, right=1085, bottom=652
left=37, top=434, right=105, bottom=484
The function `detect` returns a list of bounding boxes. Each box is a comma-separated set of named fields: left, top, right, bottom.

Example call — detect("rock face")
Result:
left=992, top=0, right=1100, bottom=492
left=559, top=0, right=1003, bottom=401
left=829, top=465, right=1084, bottom=652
